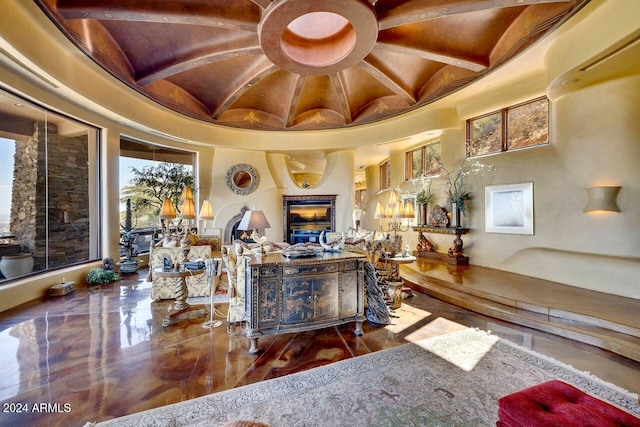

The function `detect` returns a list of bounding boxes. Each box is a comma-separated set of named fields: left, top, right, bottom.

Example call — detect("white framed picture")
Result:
left=485, top=182, right=534, bottom=235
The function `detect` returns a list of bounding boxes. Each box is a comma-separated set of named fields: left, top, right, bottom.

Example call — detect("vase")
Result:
left=451, top=202, right=461, bottom=228
left=0, top=253, right=34, bottom=279
left=418, top=203, right=429, bottom=226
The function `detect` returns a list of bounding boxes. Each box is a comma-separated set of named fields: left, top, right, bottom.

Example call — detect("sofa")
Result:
left=147, top=235, right=221, bottom=300
left=221, top=240, right=290, bottom=330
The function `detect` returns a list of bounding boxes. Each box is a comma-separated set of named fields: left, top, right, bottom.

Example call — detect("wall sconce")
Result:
left=583, top=186, right=621, bottom=213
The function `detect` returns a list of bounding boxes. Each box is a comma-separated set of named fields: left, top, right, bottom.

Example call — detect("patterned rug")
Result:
left=89, top=328, right=639, bottom=427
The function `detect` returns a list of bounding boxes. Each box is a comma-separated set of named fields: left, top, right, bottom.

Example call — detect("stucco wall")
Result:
left=200, top=148, right=355, bottom=245
left=371, top=76, right=640, bottom=300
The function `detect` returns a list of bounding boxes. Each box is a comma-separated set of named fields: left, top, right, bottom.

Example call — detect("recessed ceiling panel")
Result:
left=35, top=0, right=589, bottom=131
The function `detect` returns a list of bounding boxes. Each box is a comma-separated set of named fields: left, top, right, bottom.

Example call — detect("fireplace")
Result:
left=283, top=195, right=336, bottom=244
left=224, top=206, right=250, bottom=245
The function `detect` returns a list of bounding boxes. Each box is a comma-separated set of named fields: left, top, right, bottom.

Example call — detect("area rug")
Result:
left=88, top=328, right=639, bottom=427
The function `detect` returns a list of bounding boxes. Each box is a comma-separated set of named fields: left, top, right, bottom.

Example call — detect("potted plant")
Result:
left=86, top=267, right=120, bottom=286
left=118, top=199, right=142, bottom=273
left=415, top=176, right=433, bottom=226
left=443, top=159, right=495, bottom=227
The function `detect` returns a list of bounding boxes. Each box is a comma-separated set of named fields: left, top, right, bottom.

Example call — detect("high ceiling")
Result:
left=35, top=0, right=588, bottom=132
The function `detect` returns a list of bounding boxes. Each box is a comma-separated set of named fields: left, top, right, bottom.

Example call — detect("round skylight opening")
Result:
left=281, top=12, right=356, bottom=67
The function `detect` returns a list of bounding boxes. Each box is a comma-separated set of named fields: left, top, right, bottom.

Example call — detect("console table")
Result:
left=243, top=251, right=366, bottom=354
left=412, top=226, right=470, bottom=265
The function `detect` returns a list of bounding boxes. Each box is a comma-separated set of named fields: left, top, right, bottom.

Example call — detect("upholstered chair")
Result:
left=222, top=245, right=248, bottom=332
left=148, top=245, right=212, bottom=299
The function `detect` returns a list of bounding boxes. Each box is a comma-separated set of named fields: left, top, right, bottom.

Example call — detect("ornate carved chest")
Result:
left=243, top=251, right=366, bottom=354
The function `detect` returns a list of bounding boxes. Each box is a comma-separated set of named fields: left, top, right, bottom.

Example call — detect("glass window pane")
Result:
left=423, top=142, right=442, bottom=176
left=0, top=89, right=99, bottom=282
left=468, top=112, right=503, bottom=157
left=507, top=97, right=549, bottom=150
left=411, top=149, right=422, bottom=179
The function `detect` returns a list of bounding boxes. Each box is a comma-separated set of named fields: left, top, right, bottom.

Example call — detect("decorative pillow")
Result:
left=163, top=235, right=180, bottom=247
left=194, top=236, right=221, bottom=251
left=233, top=239, right=289, bottom=254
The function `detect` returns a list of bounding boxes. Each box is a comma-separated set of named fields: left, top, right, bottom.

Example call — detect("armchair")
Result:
left=148, top=244, right=212, bottom=300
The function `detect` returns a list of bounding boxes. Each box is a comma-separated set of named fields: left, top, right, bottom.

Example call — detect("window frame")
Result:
left=466, top=96, right=549, bottom=158
left=379, top=159, right=390, bottom=191
left=405, top=141, right=442, bottom=181
left=0, top=87, right=101, bottom=282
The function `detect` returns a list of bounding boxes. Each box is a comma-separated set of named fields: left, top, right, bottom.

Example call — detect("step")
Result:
left=400, top=262, right=640, bottom=363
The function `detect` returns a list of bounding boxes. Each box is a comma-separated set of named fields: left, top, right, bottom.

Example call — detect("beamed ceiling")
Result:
left=35, top=0, right=588, bottom=131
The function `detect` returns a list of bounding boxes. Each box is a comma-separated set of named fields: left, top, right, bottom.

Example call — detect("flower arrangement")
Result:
left=443, top=159, right=495, bottom=215
left=415, top=175, right=433, bottom=205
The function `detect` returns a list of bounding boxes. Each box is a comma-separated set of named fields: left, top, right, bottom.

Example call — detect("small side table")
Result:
left=381, top=255, right=416, bottom=309
left=154, top=268, right=207, bottom=327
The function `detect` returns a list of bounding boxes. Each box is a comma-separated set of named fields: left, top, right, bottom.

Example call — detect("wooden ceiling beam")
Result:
left=329, top=74, right=352, bottom=125
left=375, top=42, right=487, bottom=72
left=57, top=1, right=259, bottom=33
left=136, top=46, right=263, bottom=86
left=357, top=61, right=415, bottom=105
left=378, top=0, right=575, bottom=31
left=211, top=65, right=279, bottom=119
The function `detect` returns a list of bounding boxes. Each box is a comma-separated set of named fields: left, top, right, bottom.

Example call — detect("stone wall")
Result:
left=11, top=121, right=90, bottom=271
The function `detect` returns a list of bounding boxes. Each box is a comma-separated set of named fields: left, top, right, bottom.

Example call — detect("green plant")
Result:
left=87, top=268, right=120, bottom=286
left=415, top=176, right=433, bottom=204
left=443, top=159, right=495, bottom=215
left=120, top=198, right=138, bottom=262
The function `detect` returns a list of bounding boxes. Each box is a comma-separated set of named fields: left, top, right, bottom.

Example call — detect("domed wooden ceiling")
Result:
left=36, top=0, right=588, bottom=131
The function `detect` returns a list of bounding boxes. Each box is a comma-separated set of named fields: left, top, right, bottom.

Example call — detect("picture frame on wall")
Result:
left=485, top=182, right=534, bottom=235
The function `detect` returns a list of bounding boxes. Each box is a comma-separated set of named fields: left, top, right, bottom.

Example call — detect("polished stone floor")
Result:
left=0, top=268, right=638, bottom=427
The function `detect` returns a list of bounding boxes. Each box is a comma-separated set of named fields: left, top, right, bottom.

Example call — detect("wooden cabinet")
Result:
left=243, top=251, right=365, bottom=354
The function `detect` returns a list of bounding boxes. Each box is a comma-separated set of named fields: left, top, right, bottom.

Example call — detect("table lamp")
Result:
left=238, top=209, right=271, bottom=256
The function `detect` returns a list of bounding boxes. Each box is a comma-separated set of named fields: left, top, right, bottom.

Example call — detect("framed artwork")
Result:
left=485, top=182, right=534, bottom=235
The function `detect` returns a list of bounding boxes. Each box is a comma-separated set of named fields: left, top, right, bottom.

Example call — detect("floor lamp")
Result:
left=202, top=257, right=223, bottom=329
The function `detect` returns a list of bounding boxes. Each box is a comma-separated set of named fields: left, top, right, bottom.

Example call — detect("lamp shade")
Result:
left=403, top=201, right=415, bottom=218
left=160, top=197, right=176, bottom=219
left=180, top=197, right=196, bottom=219
left=392, top=201, right=403, bottom=218
left=374, top=201, right=389, bottom=219
left=238, top=210, right=271, bottom=230
left=199, top=200, right=215, bottom=220
left=179, top=186, right=194, bottom=203
left=388, top=190, right=398, bottom=206
left=583, top=186, right=621, bottom=212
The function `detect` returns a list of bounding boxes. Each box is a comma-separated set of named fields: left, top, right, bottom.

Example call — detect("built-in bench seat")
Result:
left=400, top=258, right=640, bottom=362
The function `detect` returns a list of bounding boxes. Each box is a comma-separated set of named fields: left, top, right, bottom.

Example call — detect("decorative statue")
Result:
left=416, top=232, right=435, bottom=252
left=103, top=258, right=114, bottom=271
left=319, top=231, right=345, bottom=252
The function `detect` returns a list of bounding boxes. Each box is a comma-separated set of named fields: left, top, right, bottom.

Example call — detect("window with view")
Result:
left=379, top=160, right=390, bottom=191
left=0, top=88, right=100, bottom=282
left=119, top=139, right=195, bottom=256
left=405, top=141, right=442, bottom=180
left=467, top=97, right=549, bottom=157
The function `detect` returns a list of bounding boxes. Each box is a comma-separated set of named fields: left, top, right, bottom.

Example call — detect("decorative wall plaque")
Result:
left=226, top=163, right=259, bottom=195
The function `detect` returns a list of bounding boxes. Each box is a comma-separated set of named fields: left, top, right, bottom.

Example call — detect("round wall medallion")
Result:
left=226, top=164, right=259, bottom=195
